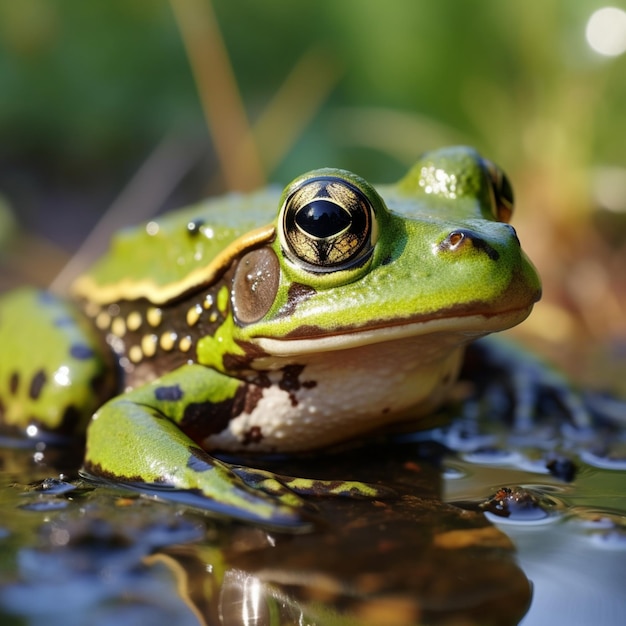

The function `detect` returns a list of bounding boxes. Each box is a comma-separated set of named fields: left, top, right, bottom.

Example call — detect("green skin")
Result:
left=0, top=147, right=542, bottom=529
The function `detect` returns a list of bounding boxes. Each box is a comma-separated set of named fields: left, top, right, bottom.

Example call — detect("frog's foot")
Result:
left=84, top=399, right=313, bottom=531
left=231, top=465, right=397, bottom=500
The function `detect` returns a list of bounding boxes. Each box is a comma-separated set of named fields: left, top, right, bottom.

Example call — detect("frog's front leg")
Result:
left=83, top=363, right=308, bottom=529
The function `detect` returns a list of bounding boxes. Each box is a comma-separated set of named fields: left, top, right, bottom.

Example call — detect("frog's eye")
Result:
left=483, top=159, right=514, bottom=223
left=279, top=176, right=378, bottom=272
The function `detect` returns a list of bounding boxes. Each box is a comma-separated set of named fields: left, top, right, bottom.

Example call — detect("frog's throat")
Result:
left=250, top=303, right=533, bottom=359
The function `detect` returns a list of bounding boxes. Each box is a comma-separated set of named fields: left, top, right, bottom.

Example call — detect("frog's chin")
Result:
left=252, top=303, right=535, bottom=358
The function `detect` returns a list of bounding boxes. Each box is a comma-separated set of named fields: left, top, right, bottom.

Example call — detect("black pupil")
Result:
left=295, top=200, right=351, bottom=238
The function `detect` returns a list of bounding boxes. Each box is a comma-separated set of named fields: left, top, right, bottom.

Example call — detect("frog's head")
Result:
left=198, top=146, right=541, bottom=373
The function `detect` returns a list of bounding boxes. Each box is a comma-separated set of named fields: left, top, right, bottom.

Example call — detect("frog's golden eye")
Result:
left=483, top=158, right=514, bottom=223
left=280, top=177, right=378, bottom=272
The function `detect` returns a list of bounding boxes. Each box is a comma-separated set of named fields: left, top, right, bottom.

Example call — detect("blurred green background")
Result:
left=0, top=0, right=625, bottom=380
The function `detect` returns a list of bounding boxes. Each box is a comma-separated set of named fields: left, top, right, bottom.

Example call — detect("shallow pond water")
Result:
left=0, top=412, right=624, bottom=626
left=444, top=460, right=626, bottom=626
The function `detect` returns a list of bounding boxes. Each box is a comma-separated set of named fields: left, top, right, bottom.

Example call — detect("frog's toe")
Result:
left=231, top=465, right=397, bottom=501
left=159, top=482, right=312, bottom=530
left=82, top=463, right=311, bottom=531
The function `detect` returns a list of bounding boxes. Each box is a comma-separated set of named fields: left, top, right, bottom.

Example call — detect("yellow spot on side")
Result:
left=141, top=334, right=158, bottom=357
left=203, top=294, right=214, bottom=309
left=129, top=345, right=143, bottom=363
left=160, top=331, right=177, bottom=351
left=147, top=307, right=162, bottom=327
left=217, top=286, right=229, bottom=313
left=111, top=317, right=126, bottom=337
left=186, top=303, right=202, bottom=327
left=179, top=336, right=192, bottom=352
left=95, top=311, right=111, bottom=330
left=127, top=311, right=142, bottom=331
left=209, top=312, right=218, bottom=323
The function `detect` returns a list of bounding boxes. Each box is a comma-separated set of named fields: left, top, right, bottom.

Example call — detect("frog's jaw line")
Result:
left=250, top=304, right=534, bottom=359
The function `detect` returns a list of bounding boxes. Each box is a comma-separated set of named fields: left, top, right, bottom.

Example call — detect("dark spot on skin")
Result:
left=277, top=282, right=317, bottom=318
left=186, top=218, right=205, bottom=236
left=222, top=353, right=251, bottom=371
left=182, top=401, right=230, bottom=442
left=382, top=407, right=390, bottom=414
left=381, top=255, right=393, bottom=265
left=9, top=372, right=19, bottom=395
left=278, top=364, right=316, bottom=406
left=222, top=341, right=268, bottom=372
left=180, top=383, right=255, bottom=443
left=179, top=382, right=266, bottom=444
left=186, top=446, right=214, bottom=472
left=243, top=385, right=264, bottom=414
left=70, top=344, right=95, bottom=360
left=242, top=426, right=264, bottom=445
left=29, top=370, right=47, bottom=400
left=278, top=364, right=305, bottom=392
left=154, top=384, right=184, bottom=402
left=251, top=373, right=271, bottom=388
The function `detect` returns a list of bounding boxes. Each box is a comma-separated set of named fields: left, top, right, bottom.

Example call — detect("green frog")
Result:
left=0, top=146, right=544, bottom=528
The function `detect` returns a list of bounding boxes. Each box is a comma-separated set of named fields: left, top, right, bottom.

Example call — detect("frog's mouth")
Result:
left=252, top=298, right=537, bottom=358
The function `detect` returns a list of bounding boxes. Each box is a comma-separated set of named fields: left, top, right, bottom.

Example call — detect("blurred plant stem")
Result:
left=169, top=0, right=264, bottom=191
left=170, top=0, right=341, bottom=188
left=251, top=45, right=342, bottom=175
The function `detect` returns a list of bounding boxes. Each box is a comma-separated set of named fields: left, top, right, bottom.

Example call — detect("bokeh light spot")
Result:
left=586, top=7, right=626, bottom=57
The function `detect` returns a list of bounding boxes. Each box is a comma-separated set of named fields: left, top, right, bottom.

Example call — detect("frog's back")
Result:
left=73, top=187, right=281, bottom=306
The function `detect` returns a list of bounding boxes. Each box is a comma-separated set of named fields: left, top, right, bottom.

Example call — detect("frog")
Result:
left=0, top=146, right=544, bottom=529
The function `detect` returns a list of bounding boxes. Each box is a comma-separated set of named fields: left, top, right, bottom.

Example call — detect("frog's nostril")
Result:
left=439, top=229, right=500, bottom=261
left=448, top=231, right=465, bottom=248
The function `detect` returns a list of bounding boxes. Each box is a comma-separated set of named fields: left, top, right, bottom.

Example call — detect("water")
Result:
left=444, top=456, right=626, bottom=626
left=0, top=419, right=624, bottom=626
